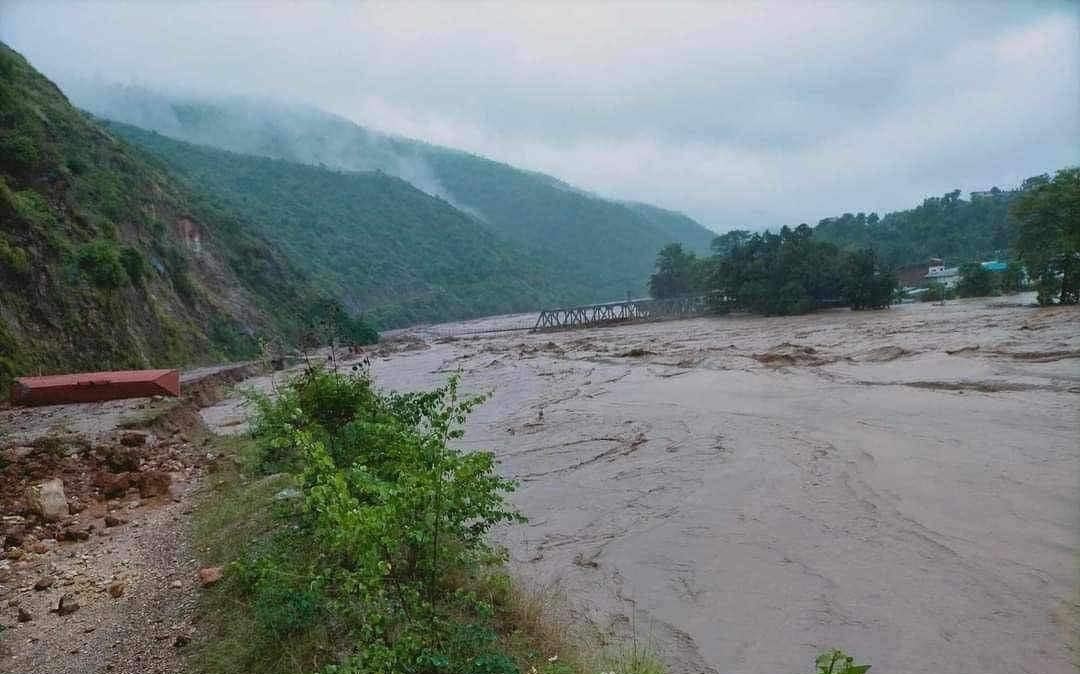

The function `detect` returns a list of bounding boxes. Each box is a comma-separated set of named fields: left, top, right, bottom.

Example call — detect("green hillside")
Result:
left=107, top=122, right=581, bottom=327
left=0, top=43, right=371, bottom=390
left=813, top=188, right=1019, bottom=267
left=68, top=86, right=718, bottom=300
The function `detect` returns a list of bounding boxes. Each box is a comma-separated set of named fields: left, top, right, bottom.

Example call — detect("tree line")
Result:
left=651, top=166, right=1079, bottom=312
left=649, top=225, right=896, bottom=314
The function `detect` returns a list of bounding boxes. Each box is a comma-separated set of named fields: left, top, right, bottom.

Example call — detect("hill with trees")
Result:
left=107, top=123, right=595, bottom=327
left=812, top=188, right=1019, bottom=268
left=0, top=43, right=373, bottom=390
left=66, top=85, right=718, bottom=300
left=649, top=168, right=1079, bottom=312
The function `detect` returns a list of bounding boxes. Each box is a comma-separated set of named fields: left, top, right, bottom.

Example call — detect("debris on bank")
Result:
left=10, top=369, right=181, bottom=407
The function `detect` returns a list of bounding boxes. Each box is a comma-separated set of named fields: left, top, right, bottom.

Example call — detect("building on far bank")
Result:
left=926, top=263, right=961, bottom=288
left=897, top=257, right=960, bottom=290
left=896, top=258, right=939, bottom=287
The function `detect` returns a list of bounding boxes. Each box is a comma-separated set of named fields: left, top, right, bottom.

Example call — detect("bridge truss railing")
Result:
left=533, top=292, right=727, bottom=331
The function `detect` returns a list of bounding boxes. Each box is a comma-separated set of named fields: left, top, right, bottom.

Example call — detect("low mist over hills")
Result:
left=69, top=84, right=718, bottom=300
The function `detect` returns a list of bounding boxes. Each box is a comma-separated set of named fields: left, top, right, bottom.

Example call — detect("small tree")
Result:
left=1011, top=168, right=1080, bottom=305
left=648, top=243, right=698, bottom=298
left=1000, top=262, right=1024, bottom=293
left=844, top=249, right=896, bottom=310
left=923, top=281, right=948, bottom=302
left=956, top=262, right=995, bottom=297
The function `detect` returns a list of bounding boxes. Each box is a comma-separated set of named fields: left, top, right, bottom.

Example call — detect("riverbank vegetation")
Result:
left=190, top=365, right=870, bottom=673
left=651, top=167, right=1078, bottom=311
left=649, top=226, right=896, bottom=314
left=1011, top=168, right=1080, bottom=306
left=190, top=366, right=668, bottom=674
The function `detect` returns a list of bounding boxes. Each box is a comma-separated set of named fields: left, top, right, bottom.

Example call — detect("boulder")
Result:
left=25, top=479, right=69, bottom=522
left=107, top=581, right=124, bottom=598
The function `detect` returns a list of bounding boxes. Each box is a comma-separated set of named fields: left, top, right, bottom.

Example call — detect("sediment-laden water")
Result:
left=361, top=297, right=1079, bottom=674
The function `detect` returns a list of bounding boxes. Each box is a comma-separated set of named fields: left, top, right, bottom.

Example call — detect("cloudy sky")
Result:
left=2, top=1, right=1077, bottom=230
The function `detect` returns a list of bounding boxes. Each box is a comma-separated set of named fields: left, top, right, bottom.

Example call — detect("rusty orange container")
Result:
left=10, top=369, right=181, bottom=406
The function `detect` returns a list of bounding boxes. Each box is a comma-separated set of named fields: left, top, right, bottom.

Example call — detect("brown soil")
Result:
left=0, top=362, right=264, bottom=674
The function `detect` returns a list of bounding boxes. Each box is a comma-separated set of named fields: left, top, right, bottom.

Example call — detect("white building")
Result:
left=925, top=265, right=960, bottom=288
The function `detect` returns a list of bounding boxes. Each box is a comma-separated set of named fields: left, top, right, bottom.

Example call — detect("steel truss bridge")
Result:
left=533, top=293, right=725, bottom=331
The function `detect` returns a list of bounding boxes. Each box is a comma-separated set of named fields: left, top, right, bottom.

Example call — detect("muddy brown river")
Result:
left=193, top=297, right=1080, bottom=672
left=365, top=297, right=1080, bottom=673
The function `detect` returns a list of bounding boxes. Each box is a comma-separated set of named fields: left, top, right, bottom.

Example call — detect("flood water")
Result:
left=369, top=296, right=1078, bottom=674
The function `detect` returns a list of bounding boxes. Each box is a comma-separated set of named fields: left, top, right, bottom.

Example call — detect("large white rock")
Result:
left=25, top=479, right=69, bottom=522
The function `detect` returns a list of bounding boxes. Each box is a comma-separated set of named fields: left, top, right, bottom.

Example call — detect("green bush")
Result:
left=0, top=129, right=40, bottom=171
left=240, top=367, right=523, bottom=671
left=956, top=262, right=996, bottom=297
left=76, top=239, right=129, bottom=289
left=921, top=281, right=949, bottom=302
left=9, top=188, right=54, bottom=227
left=1034, top=270, right=1061, bottom=306
left=119, top=245, right=146, bottom=285
left=813, top=649, right=870, bottom=674
left=0, top=238, right=29, bottom=275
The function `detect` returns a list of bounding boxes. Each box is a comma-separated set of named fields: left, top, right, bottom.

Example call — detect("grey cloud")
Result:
left=1, top=0, right=1076, bottom=230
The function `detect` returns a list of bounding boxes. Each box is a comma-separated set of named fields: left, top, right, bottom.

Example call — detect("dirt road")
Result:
left=369, top=297, right=1079, bottom=674
left=0, top=363, right=259, bottom=674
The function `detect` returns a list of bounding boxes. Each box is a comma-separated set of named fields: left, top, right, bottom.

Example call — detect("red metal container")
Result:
left=10, top=369, right=181, bottom=406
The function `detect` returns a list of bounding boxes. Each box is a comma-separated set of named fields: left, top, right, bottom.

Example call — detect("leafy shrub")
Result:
left=921, top=281, right=949, bottom=302
left=1033, top=270, right=1061, bottom=307
left=0, top=238, right=29, bottom=275
left=813, top=649, right=870, bottom=674
left=9, top=188, right=54, bottom=227
left=241, top=367, right=523, bottom=671
left=76, top=239, right=129, bottom=289
left=252, top=582, right=321, bottom=637
left=0, top=128, right=40, bottom=171
left=956, top=262, right=996, bottom=297
left=119, top=245, right=146, bottom=285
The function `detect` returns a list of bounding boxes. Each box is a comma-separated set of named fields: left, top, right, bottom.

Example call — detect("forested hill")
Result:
left=65, top=85, right=718, bottom=297
left=812, top=188, right=1020, bottom=267
left=0, top=43, right=371, bottom=390
left=107, top=122, right=585, bottom=327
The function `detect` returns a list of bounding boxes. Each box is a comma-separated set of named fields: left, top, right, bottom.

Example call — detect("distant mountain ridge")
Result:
left=65, top=84, right=717, bottom=301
